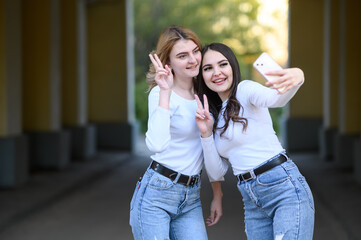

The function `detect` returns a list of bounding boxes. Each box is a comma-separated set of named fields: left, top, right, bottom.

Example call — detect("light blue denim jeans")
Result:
left=237, top=155, right=315, bottom=240
left=129, top=167, right=207, bottom=240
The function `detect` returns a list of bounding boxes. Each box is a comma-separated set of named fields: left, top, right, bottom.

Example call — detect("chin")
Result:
left=189, top=73, right=199, bottom=78
left=190, top=69, right=199, bottom=75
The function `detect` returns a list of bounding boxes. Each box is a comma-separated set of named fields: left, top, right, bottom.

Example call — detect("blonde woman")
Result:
left=129, top=26, right=223, bottom=240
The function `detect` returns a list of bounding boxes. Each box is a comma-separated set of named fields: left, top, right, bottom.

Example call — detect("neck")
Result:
left=218, top=92, right=229, bottom=102
left=172, top=77, right=195, bottom=99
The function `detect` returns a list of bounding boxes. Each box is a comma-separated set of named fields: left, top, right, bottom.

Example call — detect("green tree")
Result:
left=133, top=0, right=269, bottom=133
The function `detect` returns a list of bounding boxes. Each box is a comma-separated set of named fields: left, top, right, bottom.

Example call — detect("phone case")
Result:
left=253, top=52, right=282, bottom=82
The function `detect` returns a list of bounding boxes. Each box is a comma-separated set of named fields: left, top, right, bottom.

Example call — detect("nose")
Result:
left=188, top=53, right=196, bottom=63
left=214, top=67, right=221, bottom=76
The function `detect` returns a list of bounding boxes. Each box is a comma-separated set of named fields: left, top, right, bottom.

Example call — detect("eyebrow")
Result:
left=175, top=46, right=199, bottom=57
left=202, top=59, right=228, bottom=68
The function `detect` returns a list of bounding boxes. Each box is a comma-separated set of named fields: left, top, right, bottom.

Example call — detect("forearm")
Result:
left=146, top=89, right=171, bottom=152
left=211, top=181, right=223, bottom=199
left=201, top=135, right=228, bottom=181
left=158, top=89, right=171, bottom=109
left=267, top=68, right=305, bottom=107
left=145, top=107, right=171, bottom=152
left=269, top=80, right=303, bottom=108
left=241, top=80, right=303, bottom=109
left=207, top=181, right=223, bottom=226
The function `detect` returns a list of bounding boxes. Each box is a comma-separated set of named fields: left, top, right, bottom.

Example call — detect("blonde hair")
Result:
left=146, top=26, right=202, bottom=91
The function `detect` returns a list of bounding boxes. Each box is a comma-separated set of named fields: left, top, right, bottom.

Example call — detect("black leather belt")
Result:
left=237, top=153, right=288, bottom=182
left=150, top=161, right=199, bottom=186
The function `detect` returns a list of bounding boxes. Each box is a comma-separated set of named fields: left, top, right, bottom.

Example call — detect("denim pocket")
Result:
left=298, top=176, right=315, bottom=211
left=147, top=172, right=175, bottom=190
left=256, top=166, right=290, bottom=186
left=130, top=180, right=141, bottom=211
left=282, top=159, right=297, bottom=171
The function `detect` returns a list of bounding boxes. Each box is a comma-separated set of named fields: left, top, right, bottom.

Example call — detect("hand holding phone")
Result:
left=253, top=52, right=283, bottom=82
left=253, top=52, right=286, bottom=93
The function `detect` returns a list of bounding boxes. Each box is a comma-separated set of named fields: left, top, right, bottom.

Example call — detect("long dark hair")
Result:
left=196, top=43, right=248, bottom=136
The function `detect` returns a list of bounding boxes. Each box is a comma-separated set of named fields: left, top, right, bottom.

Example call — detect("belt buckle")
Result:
left=186, top=176, right=198, bottom=186
left=241, top=171, right=253, bottom=181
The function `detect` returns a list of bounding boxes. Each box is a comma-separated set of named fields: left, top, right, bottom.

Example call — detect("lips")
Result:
left=213, top=78, right=227, bottom=85
left=187, top=64, right=198, bottom=70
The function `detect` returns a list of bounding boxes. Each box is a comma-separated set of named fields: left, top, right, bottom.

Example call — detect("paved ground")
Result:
left=1, top=142, right=361, bottom=239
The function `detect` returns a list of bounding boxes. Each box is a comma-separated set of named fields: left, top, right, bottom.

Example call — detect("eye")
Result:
left=203, top=66, right=212, bottom=72
left=178, top=54, right=186, bottom=59
left=220, top=62, right=228, bottom=67
left=194, top=48, right=200, bottom=54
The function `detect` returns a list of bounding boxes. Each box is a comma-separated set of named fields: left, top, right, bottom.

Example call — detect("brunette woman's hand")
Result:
left=206, top=192, right=223, bottom=226
left=265, top=67, right=304, bottom=94
left=149, top=53, right=173, bottom=91
left=195, top=94, right=213, bottom=138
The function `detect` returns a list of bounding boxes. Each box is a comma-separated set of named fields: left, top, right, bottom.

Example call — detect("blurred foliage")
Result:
left=269, top=107, right=284, bottom=136
left=133, top=0, right=278, bottom=133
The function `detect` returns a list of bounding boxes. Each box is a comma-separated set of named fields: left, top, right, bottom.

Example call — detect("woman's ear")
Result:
left=166, top=61, right=171, bottom=69
left=166, top=62, right=174, bottom=74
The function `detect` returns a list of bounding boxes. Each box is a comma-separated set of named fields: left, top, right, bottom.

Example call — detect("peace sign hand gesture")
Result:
left=195, top=94, right=214, bottom=138
left=149, top=53, right=173, bottom=91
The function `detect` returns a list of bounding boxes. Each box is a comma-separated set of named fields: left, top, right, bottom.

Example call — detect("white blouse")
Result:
left=145, top=86, right=205, bottom=176
left=201, top=80, right=302, bottom=179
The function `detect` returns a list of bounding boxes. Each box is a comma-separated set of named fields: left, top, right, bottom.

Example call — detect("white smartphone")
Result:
left=253, top=52, right=283, bottom=82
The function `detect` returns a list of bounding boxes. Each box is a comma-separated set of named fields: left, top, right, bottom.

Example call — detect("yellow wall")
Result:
left=87, top=0, right=128, bottom=123
left=0, top=0, right=6, bottom=135
left=289, top=0, right=324, bottom=118
left=22, top=0, right=51, bottom=131
left=342, top=0, right=361, bottom=134
left=329, top=0, right=340, bottom=128
left=61, top=0, right=78, bottom=126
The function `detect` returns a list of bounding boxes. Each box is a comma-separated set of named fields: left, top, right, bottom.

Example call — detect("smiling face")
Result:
left=168, top=39, right=201, bottom=80
left=201, top=49, right=233, bottom=101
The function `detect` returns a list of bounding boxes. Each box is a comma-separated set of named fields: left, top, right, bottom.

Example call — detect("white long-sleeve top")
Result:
left=201, top=80, right=302, bottom=179
left=145, top=86, right=205, bottom=176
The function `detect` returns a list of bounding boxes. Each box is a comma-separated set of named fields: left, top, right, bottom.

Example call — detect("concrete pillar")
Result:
left=334, top=0, right=361, bottom=168
left=87, top=0, right=134, bottom=151
left=355, top=139, right=361, bottom=184
left=0, top=0, right=28, bottom=188
left=284, top=0, right=323, bottom=151
left=319, top=0, right=340, bottom=160
left=61, top=0, right=96, bottom=160
left=335, top=0, right=361, bottom=183
left=22, top=0, right=70, bottom=169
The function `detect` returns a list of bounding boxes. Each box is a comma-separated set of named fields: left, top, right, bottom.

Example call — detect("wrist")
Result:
left=211, top=181, right=223, bottom=199
left=158, top=89, right=171, bottom=109
left=159, top=87, right=171, bottom=93
left=213, top=192, right=223, bottom=199
left=201, top=131, right=212, bottom=138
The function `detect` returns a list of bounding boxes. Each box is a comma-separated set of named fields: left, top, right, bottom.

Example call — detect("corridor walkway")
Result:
left=0, top=142, right=361, bottom=239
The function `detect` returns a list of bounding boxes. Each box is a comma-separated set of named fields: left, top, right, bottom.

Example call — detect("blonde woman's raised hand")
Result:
left=265, top=67, right=304, bottom=94
left=149, top=53, right=173, bottom=91
left=195, top=94, right=213, bottom=138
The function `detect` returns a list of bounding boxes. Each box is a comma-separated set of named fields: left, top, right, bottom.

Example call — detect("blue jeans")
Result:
left=129, top=168, right=207, bottom=240
left=237, top=156, right=315, bottom=240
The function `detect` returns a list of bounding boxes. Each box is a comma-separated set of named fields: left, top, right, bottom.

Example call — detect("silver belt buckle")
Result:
left=186, top=177, right=191, bottom=186
left=186, top=176, right=198, bottom=186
